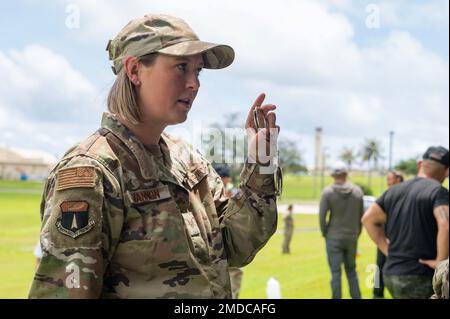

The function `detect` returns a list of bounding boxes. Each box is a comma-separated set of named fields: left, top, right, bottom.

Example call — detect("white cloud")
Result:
left=0, top=44, right=103, bottom=156
left=73, top=0, right=448, bottom=166
left=0, top=44, right=101, bottom=122
left=377, top=0, right=449, bottom=29
left=3, top=0, right=449, bottom=168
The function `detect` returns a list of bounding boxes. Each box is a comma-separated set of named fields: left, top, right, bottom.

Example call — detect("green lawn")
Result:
left=0, top=179, right=45, bottom=191
left=0, top=191, right=42, bottom=298
left=279, top=174, right=448, bottom=204
left=280, top=174, right=390, bottom=202
left=239, top=214, right=388, bottom=299
left=2, top=176, right=447, bottom=299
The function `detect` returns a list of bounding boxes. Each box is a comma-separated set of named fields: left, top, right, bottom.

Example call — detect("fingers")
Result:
left=266, top=112, right=276, bottom=129
left=251, top=93, right=266, bottom=110
left=246, top=93, right=266, bottom=129
left=259, top=104, right=277, bottom=112
left=256, top=108, right=266, bottom=129
left=419, top=259, right=435, bottom=269
left=264, top=112, right=278, bottom=142
left=245, top=93, right=279, bottom=131
left=245, top=93, right=266, bottom=128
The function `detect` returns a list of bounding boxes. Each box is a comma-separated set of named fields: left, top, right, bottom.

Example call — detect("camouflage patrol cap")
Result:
left=106, top=14, right=235, bottom=75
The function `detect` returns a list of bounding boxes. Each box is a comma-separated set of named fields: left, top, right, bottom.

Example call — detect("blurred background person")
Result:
left=213, top=164, right=244, bottom=299
left=282, top=204, right=294, bottom=254
left=386, top=170, right=405, bottom=187
left=373, top=170, right=405, bottom=298
left=363, top=146, right=449, bottom=299
left=319, top=168, right=364, bottom=299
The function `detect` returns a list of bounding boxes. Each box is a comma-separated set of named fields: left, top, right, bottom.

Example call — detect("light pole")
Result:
left=389, top=131, right=394, bottom=170
left=314, top=127, right=323, bottom=200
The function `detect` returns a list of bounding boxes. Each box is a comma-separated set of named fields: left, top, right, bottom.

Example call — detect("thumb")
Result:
left=419, top=259, right=429, bottom=265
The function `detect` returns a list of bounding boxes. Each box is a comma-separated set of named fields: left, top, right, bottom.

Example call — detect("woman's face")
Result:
left=136, top=53, right=203, bottom=127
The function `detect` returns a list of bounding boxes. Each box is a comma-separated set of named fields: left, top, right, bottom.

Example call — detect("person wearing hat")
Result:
left=363, top=146, right=449, bottom=299
left=386, top=170, right=405, bottom=188
left=29, top=14, right=282, bottom=299
left=319, top=168, right=364, bottom=299
left=213, top=164, right=234, bottom=198
left=282, top=204, right=295, bottom=254
left=212, top=163, right=244, bottom=299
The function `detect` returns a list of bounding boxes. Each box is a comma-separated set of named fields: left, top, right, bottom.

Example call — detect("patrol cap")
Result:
left=213, top=164, right=230, bottom=178
left=106, top=14, right=235, bottom=75
left=331, top=167, right=348, bottom=177
left=423, top=146, right=449, bottom=168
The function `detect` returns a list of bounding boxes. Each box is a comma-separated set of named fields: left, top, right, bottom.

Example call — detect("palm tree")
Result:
left=361, top=139, right=383, bottom=188
left=339, top=147, right=357, bottom=172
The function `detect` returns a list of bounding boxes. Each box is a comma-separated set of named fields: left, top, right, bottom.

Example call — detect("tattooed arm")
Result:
left=420, top=205, right=449, bottom=270
left=434, top=205, right=449, bottom=262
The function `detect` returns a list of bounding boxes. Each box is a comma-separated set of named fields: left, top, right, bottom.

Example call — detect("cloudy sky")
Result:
left=0, top=0, right=448, bottom=168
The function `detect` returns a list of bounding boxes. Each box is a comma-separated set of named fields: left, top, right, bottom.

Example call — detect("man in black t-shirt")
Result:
left=362, top=146, right=449, bottom=299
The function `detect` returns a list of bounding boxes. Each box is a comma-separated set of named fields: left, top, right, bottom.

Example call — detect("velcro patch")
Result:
left=61, top=201, right=89, bottom=212
left=127, top=185, right=172, bottom=204
left=56, top=201, right=95, bottom=238
left=56, top=166, right=96, bottom=191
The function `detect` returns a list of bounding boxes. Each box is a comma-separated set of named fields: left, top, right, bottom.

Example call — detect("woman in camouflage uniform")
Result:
left=29, top=14, right=282, bottom=299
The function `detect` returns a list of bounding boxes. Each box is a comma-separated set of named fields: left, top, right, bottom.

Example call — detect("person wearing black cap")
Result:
left=319, top=168, right=364, bottom=299
left=363, top=146, right=449, bottom=299
left=213, top=164, right=233, bottom=198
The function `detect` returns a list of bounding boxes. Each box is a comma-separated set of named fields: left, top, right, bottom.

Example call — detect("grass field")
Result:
left=279, top=174, right=388, bottom=204
left=0, top=183, right=42, bottom=299
left=239, top=214, right=388, bottom=299
left=2, top=175, right=447, bottom=299
left=279, top=174, right=448, bottom=204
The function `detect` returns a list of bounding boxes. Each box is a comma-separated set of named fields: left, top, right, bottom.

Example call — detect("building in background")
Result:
left=0, top=147, right=55, bottom=180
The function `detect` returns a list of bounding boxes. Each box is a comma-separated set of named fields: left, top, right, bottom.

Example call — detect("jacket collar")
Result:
left=101, top=112, right=206, bottom=190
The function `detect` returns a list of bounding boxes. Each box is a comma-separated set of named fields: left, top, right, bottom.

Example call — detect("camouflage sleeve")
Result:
left=28, top=156, right=123, bottom=298
left=431, top=258, right=449, bottom=299
left=210, top=162, right=279, bottom=268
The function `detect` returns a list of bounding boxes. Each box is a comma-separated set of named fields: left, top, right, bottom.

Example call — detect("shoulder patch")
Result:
left=56, top=166, right=96, bottom=191
left=56, top=201, right=95, bottom=238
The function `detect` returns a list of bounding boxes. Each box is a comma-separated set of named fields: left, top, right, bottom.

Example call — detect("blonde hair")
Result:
left=107, top=53, right=158, bottom=125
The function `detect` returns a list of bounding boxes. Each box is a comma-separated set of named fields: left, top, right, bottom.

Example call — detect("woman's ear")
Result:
left=124, top=56, right=141, bottom=86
